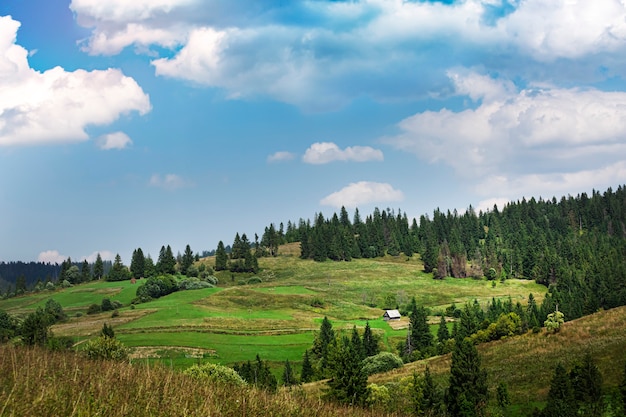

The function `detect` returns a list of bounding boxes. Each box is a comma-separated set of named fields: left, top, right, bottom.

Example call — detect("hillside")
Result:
left=0, top=245, right=546, bottom=370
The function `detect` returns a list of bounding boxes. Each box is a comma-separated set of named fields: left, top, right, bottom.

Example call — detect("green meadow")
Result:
left=0, top=244, right=547, bottom=371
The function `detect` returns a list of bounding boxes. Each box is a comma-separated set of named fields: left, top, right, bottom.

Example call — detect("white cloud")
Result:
left=302, top=142, right=383, bottom=164
left=83, top=251, right=115, bottom=263
left=37, top=250, right=67, bottom=264
left=69, top=0, right=626, bottom=109
left=149, top=173, right=190, bottom=190
left=0, top=16, right=151, bottom=146
left=267, top=151, right=295, bottom=163
left=384, top=70, right=626, bottom=178
left=320, top=181, right=404, bottom=209
left=475, top=197, right=511, bottom=215
left=96, top=131, right=133, bottom=150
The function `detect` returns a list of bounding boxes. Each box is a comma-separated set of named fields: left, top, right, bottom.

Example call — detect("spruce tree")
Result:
left=326, top=335, right=368, bottom=406
left=362, top=321, right=379, bottom=357
left=282, top=359, right=297, bottom=386
left=164, top=245, right=176, bottom=274
left=181, top=244, right=194, bottom=275
left=80, top=259, right=91, bottom=283
left=130, top=248, right=145, bottom=279
left=569, top=353, right=604, bottom=416
left=445, top=338, right=488, bottom=417
left=350, top=325, right=365, bottom=361
left=93, top=253, right=104, bottom=280
left=301, top=349, right=315, bottom=383
left=542, top=363, right=576, bottom=417
left=215, top=241, right=228, bottom=271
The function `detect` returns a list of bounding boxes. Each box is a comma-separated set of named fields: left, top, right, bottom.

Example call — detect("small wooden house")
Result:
left=383, top=309, right=401, bottom=321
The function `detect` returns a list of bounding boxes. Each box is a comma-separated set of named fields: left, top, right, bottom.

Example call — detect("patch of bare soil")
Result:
left=51, top=309, right=157, bottom=337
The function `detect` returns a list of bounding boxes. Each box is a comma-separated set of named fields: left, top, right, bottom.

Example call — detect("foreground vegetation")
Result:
left=0, top=345, right=396, bottom=417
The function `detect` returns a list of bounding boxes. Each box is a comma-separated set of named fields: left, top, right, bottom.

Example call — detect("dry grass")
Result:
left=0, top=345, right=400, bottom=417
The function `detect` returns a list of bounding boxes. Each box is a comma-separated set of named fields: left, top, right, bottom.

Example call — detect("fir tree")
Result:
left=445, top=338, right=488, bottom=417
left=362, top=321, right=379, bottom=357
left=93, top=253, right=104, bottom=280
left=107, top=254, right=130, bottom=281
left=101, top=322, right=115, bottom=338
left=80, top=259, right=91, bottom=283
left=282, top=359, right=297, bottom=386
left=181, top=244, right=194, bottom=275
left=542, top=363, right=576, bottom=417
left=301, top=349, right=315, bottom=383
left=215, top=241, right=228, bottom=271
left=569, top=353, right=604, bottom=417
left=130, top=248, right=145, bottom=279
left=326, top=335, right=368, bottom=406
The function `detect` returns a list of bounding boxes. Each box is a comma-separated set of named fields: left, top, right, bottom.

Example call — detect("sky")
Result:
left=2, top=0, right=626, bottom=264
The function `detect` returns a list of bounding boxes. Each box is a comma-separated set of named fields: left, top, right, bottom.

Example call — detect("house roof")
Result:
left=384, top=309, right=401, bottom=319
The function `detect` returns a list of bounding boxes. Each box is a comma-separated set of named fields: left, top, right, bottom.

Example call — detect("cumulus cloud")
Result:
left=37, top=250, right=67, bottom=264
left=69, top=0, right=626, bottom=109
left=149, top=173, right=191, bottom=190
left=96, top=131, right=133, bottom=150
left=320, top=181, right=404, bottom=208
left=302, top=142, right=383, bottom=164
left=384, top=70, right=626, bottom=178
left=267, top=151, right=295, bottom=163
left=0, top=16, right=151, bottom=146
left=83, top=251, right=115, bottom=263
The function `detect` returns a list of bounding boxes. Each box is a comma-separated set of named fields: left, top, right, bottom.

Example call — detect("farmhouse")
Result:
left=383, top=309, right=401, bottom=321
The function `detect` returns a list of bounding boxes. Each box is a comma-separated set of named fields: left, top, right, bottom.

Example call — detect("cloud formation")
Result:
left=320, top=181, right=404, bottom=208
left=37, top=250, right=67, bottom=264
left=267, top=151, right=295, bottom=163
left=69, top=0, right=626, bottom=109
left=303, top=142, right=383, bottom=164
left=0, top=16, right=151, bottom=146
left=96, top=131, right=133, bottom=150
left=149, top=173, right=190, bottom=190
left=383, top=69, right=626, bottom=201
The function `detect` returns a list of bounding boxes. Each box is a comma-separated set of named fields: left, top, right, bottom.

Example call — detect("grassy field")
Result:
left=0, top=244, right=547, bottom=372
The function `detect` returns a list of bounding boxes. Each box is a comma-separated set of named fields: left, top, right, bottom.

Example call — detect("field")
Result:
left=0, top=244, right=546, bottom=372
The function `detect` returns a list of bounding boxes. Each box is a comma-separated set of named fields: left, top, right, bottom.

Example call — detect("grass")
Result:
left=0, top=244, right=549, bottom=396
left=0, top=345, right=399, bottom=417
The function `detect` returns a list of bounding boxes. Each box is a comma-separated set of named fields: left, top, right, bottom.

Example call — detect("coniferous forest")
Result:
left=274, top=186, right=626, bottom=323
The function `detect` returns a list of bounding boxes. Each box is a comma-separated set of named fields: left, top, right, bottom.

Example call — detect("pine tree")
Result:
left=362, top=321, right=379, bottom=357
left=181, top=244, right=194, bottom=275
left=301, top=349, right=315, bottom=383
left=445, top=338, right=488, bottom=417
left=93, top=253, right=104, bottom=280
left=542, top=363, right=576, bottom=417
left=107, top=254, right=130, bottom=281
left=350, top=325, right=365, bottom=361
left=164, top=245, right=176, bottom=274
left=215, top=241, right=228, bottom=271
left=569, top=353, right=604, bottom=417
left=130, top=248, right=145, bottom=279
left=80, top=260, right=91, bottom=283
left=326, top=335, right=368, bottom=406
left=282, top=359, right=297, bottom=386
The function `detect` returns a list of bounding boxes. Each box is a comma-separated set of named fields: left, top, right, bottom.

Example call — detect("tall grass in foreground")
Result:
left=0, top=345, right=398, bottom=417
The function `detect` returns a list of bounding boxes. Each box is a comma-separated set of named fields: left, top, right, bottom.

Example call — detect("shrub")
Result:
left=186, top=265, right=199, bottom=278
left=45, top=282, right=55, bottom=291
left=61, top=280, right=72, bottom=288
left=87, top=304, right=102, bottom=315
left=83, top=336, right=129, bottom=361
left=135, top=275, right=178, bottom=302
left=101, top=298, right=114, bottom=312
left=178, top=277, right=215, bottom=290
left=247, top=277, right=262, bottom=285
left=46, top=336, right=75, bottom=351
left=205, top=275, right=218, bottom=286
left=184, top=363, right=247, bottom=387
left=362, top=352, right=404, bottom=376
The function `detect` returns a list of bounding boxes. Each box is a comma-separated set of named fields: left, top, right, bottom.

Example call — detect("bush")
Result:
left=205, top=275, right=218, bottom=286
left=135, top=275, right=178, bottom=302
left=178, top=277, right=215, bottom=290
left=247, top=277, right=262, bottom=285
left=101, top=298, right=114, bottom=312
left=184, top=363, right=247, bottom=387
left=46, top=336, right=75, bottom=351
left=362, top=352, right=404, bottom=376
left=87, top=304, right=102, bottom=315
left=83, top=336, right=129, bottom=361
left=186, top=265, right=199, bottom=278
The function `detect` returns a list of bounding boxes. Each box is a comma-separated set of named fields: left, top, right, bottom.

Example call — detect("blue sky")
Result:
left=2, top=0, right=626, bottom=263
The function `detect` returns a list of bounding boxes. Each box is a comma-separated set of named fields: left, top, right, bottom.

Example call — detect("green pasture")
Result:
left=5, top=249, right=548, bottom=372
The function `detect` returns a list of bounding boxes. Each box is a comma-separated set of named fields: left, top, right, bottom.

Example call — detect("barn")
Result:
left=383, top=309, right=401, bottom=321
